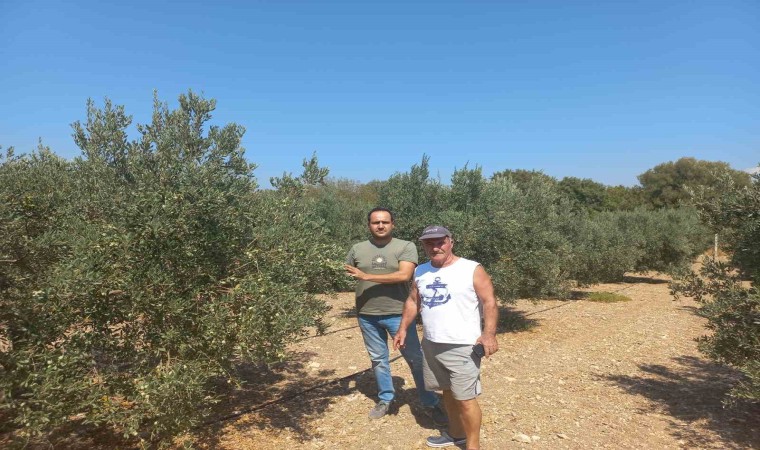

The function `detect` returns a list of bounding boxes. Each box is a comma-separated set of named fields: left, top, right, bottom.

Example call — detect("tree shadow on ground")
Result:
left=0, top=421, right=141, bottom=450
left=606, top=355, right=759, bottom=449
left=194, top=352, right=438, bottom=448
left=298, top=323, right=360, bottom=341
left=335, top=306, right=357, bottom=319
left=497, top=305, right=540, bottom=334
left=622, top=274, right=670, bottom=284
left=567, top=290, right=591, bottom=300
left=194, top=351, right=339, bottom=447
left=674, top=304, right=700, bottom=315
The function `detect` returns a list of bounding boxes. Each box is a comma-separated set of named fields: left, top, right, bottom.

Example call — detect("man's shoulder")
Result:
left=457, top=257, right=480, bottom=266
left=414, top=261, right=434, bottom=277
left=388, top=237, right=416, bottom=249
left=350, top=239, right=372, bottom=248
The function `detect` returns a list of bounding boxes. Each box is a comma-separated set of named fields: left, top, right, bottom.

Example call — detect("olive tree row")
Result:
left=371, top=157, right=709, bottom=301
left=0, top=93, right=344, bottom=445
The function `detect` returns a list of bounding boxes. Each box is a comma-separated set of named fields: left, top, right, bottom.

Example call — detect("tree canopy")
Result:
left=638, top=157, right=752, bottom=208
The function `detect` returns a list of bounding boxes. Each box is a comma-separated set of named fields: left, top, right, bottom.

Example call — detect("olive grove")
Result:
left=2, top=91, right=753, bottom=446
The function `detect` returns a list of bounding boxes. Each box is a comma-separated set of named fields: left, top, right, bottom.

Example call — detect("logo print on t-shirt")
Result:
left=422, top=277, right=451, bottom=308
left=372, top=255, right=387, bottom=269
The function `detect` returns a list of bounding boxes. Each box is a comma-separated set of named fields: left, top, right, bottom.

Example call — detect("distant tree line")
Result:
left=0, top=91, right=755, bottom=446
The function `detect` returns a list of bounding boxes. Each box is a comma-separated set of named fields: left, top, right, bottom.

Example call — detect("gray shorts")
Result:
left=421, top=339, right=482, bottom=400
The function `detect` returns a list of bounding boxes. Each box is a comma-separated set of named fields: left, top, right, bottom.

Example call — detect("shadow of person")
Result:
left=353, top=373, right=440, bottom=429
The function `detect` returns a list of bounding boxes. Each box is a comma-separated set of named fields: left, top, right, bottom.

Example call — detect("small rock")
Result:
left=512, top=433, right=532, bottom=443
left=557, top=433, right=568, bottom=439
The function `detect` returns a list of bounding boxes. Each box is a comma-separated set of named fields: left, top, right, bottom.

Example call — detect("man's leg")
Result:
left=443, top=390, right=481, bottom=449
left=386, top=316, right=440, bottom=408
left=442, top=390, right=464, bottom=438
left=358, top=315, right=395, bottom=409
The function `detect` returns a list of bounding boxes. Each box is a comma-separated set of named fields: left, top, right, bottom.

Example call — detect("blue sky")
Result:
left=2, top=0, right=758, bottom=187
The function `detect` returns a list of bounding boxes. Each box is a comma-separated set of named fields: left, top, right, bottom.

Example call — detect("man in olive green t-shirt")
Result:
left=345, top=207, right=446, bottom=424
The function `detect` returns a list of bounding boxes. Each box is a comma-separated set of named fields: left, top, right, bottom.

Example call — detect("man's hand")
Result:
left=392, top=330, right=407, bottom=351
left=476, top=334, right=499, bottom=358
left=344, top=264, right=367, bottom=281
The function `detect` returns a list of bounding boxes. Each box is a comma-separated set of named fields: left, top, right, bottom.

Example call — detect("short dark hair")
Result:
left=367, top=207, right=395, bottom=223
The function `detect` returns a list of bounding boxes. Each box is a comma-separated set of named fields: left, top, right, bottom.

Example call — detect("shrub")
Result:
left=562, top=211, right=641, bottom=284
left=672, top=171, right=760, bottom=403
left=375, top=155, right=448, bottom=243
left=0, top=93, right=340, bottom=445
left=672, top=259, right=759, bottom=403
left=615, top=207, right=710, bottom=274
left=458, top=174, right=575, bottom=301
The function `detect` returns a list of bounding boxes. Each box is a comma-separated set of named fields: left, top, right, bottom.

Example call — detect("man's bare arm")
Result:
left=345, top=260, right=416, bottom=283
left=474, top=265, right=499, bottom=357
left=393, top=282, right=421, bottom=351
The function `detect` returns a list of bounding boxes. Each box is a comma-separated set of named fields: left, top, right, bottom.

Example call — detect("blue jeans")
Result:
left=358, top=314, right=439, bottom=407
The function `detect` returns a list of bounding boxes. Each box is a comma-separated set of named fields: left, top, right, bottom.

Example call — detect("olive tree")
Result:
left=672, top=172, right=760, bottom=403
left=0, top=92, right=340, bottom=445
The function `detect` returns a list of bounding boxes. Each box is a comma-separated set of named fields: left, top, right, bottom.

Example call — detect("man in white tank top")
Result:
left=393, top=225, right=499, bottom=450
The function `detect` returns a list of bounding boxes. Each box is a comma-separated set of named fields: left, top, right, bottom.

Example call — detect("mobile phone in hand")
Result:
left=473, top=343, right=486, bottom=358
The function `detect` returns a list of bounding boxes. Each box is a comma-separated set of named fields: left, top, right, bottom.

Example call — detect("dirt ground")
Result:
left=190, top=272, right=759, bottom=450
left=7, top=271, right=758, bottom=449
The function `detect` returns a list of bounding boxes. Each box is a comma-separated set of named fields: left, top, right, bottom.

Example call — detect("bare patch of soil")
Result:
left=195, top=272, right=759, bottom=449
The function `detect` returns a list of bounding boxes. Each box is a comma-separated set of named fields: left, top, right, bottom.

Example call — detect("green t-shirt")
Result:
left=345, top=238, right=419, bottom=315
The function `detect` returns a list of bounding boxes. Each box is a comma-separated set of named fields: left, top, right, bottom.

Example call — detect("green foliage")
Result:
left=376, top=158, right=711, bottom=302
left=0, top=93, right=340, bottom=445
left=604, top=185, right=645, bottom=211
left=672, top=259, right=760, bottom=403
left=306, top=178, right=376, bottom=247
left=691, top=172, right=760, bottom=280
left=672, top=171, right=760, bottom=403
left=448, top=164, right=485, bottom=214
left=375, top=155, right=447, bottom=242
left=562, top=210, right=641, bottom=284
left=490, top=168, right=557, bottom=187
left=618, top=207, right=710, bottom=274
left=558, top=177, right=644, bottom=212
left=461, top=175, right=575, bottom=301
left=558, top=177, right=609, bottom=211
left=638, top=157, right=752, bottom=209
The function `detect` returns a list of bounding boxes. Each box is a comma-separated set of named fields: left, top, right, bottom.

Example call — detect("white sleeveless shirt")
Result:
left=415, top=258, right=482, bottom=344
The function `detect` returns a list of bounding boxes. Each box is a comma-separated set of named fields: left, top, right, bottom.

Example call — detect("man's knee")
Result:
left=456, top=398, right=479, bottom=413
left=368, top=351, right=390, bottom=364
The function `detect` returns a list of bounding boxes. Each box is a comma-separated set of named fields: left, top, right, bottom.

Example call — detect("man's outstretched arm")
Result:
left=345, top=260, right=416, bottom=284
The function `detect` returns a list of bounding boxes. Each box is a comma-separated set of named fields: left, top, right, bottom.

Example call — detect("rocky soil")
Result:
left=194, top=272, right=759, bottom=449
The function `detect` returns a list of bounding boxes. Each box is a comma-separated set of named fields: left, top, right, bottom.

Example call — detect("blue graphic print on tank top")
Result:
left=421, top=277, right=451, bottom=308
